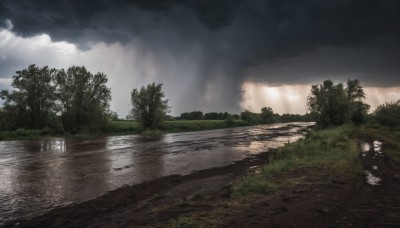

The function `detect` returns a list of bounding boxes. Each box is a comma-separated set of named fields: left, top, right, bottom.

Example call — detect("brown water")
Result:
left=0, top=122, right=313, bottom=223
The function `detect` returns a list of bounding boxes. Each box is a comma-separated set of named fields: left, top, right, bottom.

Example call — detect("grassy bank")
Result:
left=0, top=120, right=252, bottom=140
left=102, top=120, right=250, bottom=135
left=232, top=125, right=362, bottom=196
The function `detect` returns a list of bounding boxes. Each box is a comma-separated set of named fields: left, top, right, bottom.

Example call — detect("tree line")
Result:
left=0, top=65, right=112, bottom=134
left=1, top=65, right=399, bottom=135
left=180, top=111, right=239, bottom=120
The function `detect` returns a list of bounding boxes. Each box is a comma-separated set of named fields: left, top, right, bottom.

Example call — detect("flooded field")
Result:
left=0, top=122, right=313, bottom=223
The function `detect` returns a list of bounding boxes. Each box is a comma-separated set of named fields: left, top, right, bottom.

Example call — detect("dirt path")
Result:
left=5, top=137, right=400, bottom=227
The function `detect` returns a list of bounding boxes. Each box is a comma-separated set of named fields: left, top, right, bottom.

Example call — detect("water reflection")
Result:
left=0, top=122, right=313, bottom=223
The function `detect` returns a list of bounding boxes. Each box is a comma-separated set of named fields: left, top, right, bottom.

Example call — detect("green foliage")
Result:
left=55, top=66, right=111, bottom=134
left=158, top=120, right=248, bottom=132
left=346, top=79, right=366, bottom=102
left=373, top=100, right=400, bottom=126
left=307, top=80, right=351, bottom=127
left=225, top=115, right=235, bottom=127
left=203, top=112, right=229, bottom=120
left=232, top=126, right=362, bottom=197
left=260, top=107, right=274, bottom=123
left=0, top=64, right=56, bottom=130
left=180, top=111, right=203, bottom=120
left=0, top=65, right=112, bottom=135
left=307, top=79, right=371, bottom=127
left=350, top=101, right=370, bottom=125
left=108, top=111, right=119, bottom=121
left=130, top=82, right=169, bottom=129
left=232, top=176, right=277, bottom=196
left=263, top=160, right=294, bottom=176
left=240, top=109, right=259, bottom=123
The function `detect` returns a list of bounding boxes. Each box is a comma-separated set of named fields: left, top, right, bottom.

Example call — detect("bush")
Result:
left=374, top=100, right=400, bottom=126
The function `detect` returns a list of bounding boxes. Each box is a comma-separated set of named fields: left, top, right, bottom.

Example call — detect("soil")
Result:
left=4, top=138, right=400, bottom=227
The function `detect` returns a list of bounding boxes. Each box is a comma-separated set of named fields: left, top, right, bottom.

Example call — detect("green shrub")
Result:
left=373, top=100, right=400, bottom=126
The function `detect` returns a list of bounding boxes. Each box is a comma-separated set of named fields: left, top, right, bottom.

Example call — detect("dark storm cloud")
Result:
left=3, top=0, right=399, bottom=54
left=1, top=0, right=400, bottom=113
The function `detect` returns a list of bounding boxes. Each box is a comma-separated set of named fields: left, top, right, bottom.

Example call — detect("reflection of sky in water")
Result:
left=0, top=122, right=313, bottom=224
left=365, top=171, right=381, bottom=186
left=373, top=141, right=382, bottom=154
left=360, top=142, right=371, bottom=153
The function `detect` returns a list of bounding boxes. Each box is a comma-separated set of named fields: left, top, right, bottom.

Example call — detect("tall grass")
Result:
left=232, top=125, right=362, bottom=196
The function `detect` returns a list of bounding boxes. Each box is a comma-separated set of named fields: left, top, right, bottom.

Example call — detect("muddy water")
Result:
left=0, top=122, right=313, bottom=223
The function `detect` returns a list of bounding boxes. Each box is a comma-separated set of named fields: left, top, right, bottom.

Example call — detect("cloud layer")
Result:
left=1, top=0, right=400, bottom=115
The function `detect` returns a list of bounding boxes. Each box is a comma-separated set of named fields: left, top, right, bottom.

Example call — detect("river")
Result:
left=0, top=122, right=313, bottom=223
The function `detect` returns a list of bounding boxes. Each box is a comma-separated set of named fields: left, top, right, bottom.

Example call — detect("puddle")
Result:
left=365, top=171, right=381, bottom=186
left=360, top=142, right=371, bottom=153
left=372, top=166, right=378, bottom=170
left=373, top=141, right=382, bottom=154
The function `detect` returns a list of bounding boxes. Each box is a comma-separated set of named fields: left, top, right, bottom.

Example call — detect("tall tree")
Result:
left=307, top=80, right=351, bottom=127
left=130, top=82, right=169, bottom=129
left=346, top=79, right=370, bottom=124
left=0, top=65, right=56, bottom=129
left=55, top=66, right=111, bottom=133
left=261, top=107, right=274, bottom=123
left=346, top=79, right=366, bottom=102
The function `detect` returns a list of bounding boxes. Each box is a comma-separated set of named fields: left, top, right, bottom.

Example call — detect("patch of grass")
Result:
left=232, top=176, right=277, bottom=197
left=107, top=120, right=142, bottom=134
left=232, top=125, right=362, bottom=196
left=263, top=160, right=294, bottom=176
left=159, top=120, right=249, bottom=133
left=108, top=120, right=251, bottom=135
left=0, top=128, right=54, bottom=140
left=0, top=119, right=253, bottom=141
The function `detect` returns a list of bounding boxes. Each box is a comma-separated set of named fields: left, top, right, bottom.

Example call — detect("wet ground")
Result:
left=0, top=122, right=312, bottom=224
left=3, top=126, right=400, bottom=227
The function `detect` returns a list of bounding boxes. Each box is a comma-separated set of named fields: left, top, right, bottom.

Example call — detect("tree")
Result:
left=240, top=109, right=258, bottom=123
left=261, top=107, right=274, bottom=123
left=307, top=80, right=351, bottom=127
left=0, top=65, right=56, bottom=129
left=346, top=79, right=370, bottom=125
left=346, top=79, right=366, bottom=102
left=130, top=82, right=169, bottom=129
left=55, top=66, right=111, bottom=133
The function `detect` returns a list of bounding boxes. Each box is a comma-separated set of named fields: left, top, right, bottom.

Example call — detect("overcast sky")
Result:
left=1, top=0, right=400, bottom=117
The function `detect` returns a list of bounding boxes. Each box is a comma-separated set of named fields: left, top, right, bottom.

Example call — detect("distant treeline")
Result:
left=1, top=64, right=400, bottom=137
left=180, top=111, right=238, bottom=120
left=179, top=109, right=314, bottom=123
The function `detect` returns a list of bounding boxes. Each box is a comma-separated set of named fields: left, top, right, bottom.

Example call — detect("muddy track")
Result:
left=331, top=140, right=400, bottom=227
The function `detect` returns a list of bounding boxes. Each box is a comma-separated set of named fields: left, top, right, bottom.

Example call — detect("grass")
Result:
left=108, top=120, right=250, bottom=135
left=232, top=125, right=362, bottom=196
left=159, top=120, right=249, bottom=132
left=0, top=120, right=252, bottom=140
left=0, top=128, right=55, bottom=140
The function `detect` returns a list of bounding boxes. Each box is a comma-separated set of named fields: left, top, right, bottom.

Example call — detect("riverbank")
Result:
left=6, top=124, right=399, bottom=227
left=0, top=120, right=252, bottom=141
